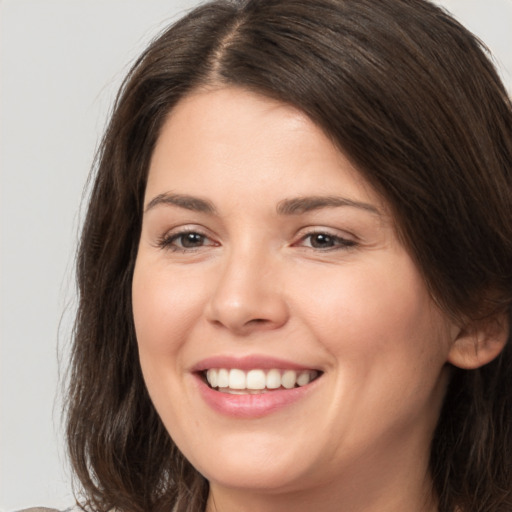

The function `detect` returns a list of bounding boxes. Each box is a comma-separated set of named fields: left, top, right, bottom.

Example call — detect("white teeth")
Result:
left=217, top=368, right=229, bottom=388
left=266, top=369, right=281, bottom=389
left=206, top=369, right=218, bottom=388
left=297, top=370, right=311, bottom=386
left=281, top=370, right=297, bottom=389
left=204, top=368, right=319, bottom=392
left=229, top=369, right=246, bottom=389
left=246, top=369, right=266, bottom=390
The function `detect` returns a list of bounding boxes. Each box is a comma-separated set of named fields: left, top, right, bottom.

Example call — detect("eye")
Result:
left=299, top=231, right=356, bottom=250
left=158, top=230, right=217, bottom=251
left=175, top=232, right=207, bottom=248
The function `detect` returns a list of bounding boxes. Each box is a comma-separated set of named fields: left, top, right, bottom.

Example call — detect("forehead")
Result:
left=146, top=86, right=387, bottom=215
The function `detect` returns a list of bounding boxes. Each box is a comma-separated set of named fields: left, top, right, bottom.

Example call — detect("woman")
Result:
left=58, top=0, right=512, bottom=511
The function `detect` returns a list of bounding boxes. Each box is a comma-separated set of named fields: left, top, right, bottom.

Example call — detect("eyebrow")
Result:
left=145, top=193, right=217, bottom=214
left=144, top=192, right=381, bottom=217
left=276, top=196, right=381, bottom=216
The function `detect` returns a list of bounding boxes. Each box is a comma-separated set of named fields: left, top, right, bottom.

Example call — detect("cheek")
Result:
left=299, top=251, right=451, bottom=377
left=131, top=257, right=208, bottom=425
left=132, top=257, right=207, bottom=357
left=296, top=255, right=452, bottom=450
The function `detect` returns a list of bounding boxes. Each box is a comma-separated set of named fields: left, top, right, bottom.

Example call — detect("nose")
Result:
left=205, top=249, right=289, bottom=335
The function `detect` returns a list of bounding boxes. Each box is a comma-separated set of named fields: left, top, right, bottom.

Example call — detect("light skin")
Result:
left=132, top=87, right=505, bottom=512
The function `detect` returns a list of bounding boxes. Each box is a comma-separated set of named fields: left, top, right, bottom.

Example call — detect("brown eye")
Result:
left=178, top=232, right=206, bottom=248
left=299, top=232, right=357, bottom=250
left=159, top=230, right=217, bottom=252
left=309, top=233, right=336, bottom=248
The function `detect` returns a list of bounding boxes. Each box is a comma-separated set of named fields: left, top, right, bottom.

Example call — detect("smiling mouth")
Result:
left=202, top=368, right=322, bottom=395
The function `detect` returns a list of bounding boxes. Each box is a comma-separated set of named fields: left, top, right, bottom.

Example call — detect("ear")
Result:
left=448, top=312, right=509, bottom=369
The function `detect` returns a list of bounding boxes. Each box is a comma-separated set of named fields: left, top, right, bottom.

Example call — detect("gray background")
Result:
left=1, top=1, right=511, bottom=510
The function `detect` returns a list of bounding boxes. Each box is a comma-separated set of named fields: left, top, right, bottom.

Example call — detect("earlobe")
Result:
left=447, top=313, right=509, bottom=369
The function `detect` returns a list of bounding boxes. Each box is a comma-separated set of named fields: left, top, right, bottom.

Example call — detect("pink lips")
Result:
left=191, top=354, right=314, bottom=372
left=191, top=355, right=322, bottom=419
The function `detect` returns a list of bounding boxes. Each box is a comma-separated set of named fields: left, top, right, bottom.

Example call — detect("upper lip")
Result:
left=191, top=355, right=321, bottom=373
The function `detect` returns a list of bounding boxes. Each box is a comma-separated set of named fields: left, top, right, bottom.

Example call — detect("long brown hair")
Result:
left=67, top=1, right=512, bottom=511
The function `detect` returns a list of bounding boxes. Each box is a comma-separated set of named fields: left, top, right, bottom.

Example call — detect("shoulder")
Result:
left=17, top=508, right=78, bottom=512
left=17, top=509, right=60, bottom=512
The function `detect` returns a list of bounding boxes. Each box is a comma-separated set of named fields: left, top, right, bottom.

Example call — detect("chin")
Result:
left=185, top=437, right=315, bottom=492
left=203, top=463, right=308, bottom=493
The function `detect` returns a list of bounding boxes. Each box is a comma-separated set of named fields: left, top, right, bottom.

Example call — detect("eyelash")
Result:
left=157, top=229, right=357, bottom=253
left=157, top=229, right=215, bottom=252
left=298, top=231, right=357, bottom=251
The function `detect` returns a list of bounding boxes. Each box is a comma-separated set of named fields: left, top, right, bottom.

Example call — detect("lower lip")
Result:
left=194, top=374, right=320, bottom=418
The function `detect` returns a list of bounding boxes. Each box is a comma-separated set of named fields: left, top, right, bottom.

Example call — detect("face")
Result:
left=132, top=87, right=456, bottom=503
